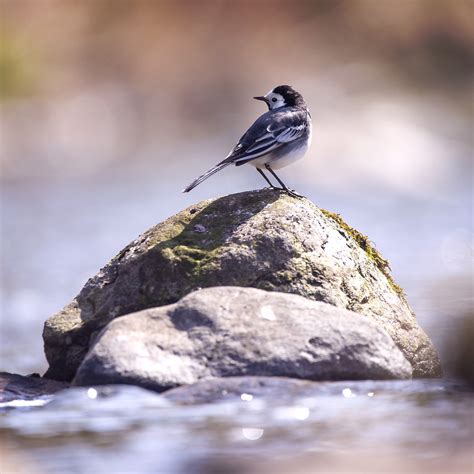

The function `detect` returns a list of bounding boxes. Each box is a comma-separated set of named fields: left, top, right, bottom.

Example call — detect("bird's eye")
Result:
left=272, top=97, right=277, bottom=103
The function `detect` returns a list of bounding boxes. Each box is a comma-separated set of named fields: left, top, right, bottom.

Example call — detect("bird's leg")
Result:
left=264, top=164, right=303, bottom=198
left=257, top=168, right=277, bottom=190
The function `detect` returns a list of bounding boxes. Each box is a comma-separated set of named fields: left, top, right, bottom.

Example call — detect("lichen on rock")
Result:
left=43, top=189, right=441, bottom=381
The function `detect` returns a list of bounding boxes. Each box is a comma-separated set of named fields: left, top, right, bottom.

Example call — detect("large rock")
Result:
left=43, top=189, right=441, bottom=380
left=73, top=287, right=412, bottom=391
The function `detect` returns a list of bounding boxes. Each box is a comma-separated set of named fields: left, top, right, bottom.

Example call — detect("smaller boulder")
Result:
left=73, top=287, right=412, bottom=391
left=163, top=376, right=320, bottom=404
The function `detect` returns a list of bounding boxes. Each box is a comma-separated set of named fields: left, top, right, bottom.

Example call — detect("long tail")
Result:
left=182, top=162, right=231, bottom=193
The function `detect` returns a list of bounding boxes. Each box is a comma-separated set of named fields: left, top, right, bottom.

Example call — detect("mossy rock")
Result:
left=43, top=189, right=441, bottom=380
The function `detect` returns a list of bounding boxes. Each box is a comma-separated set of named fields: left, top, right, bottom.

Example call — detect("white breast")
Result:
left=250, top=118, right=312, bottom=170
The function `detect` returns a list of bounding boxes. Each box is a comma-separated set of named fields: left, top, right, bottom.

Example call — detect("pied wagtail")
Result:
left=183, top=85, right=312, bottom=197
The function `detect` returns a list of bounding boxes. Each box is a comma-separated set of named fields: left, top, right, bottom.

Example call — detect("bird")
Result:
left=183, top=85, right=312, bottom=197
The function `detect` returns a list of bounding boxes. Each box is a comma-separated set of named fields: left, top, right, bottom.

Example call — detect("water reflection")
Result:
left=273, top=405, right=310, bottom=421
left=342, top=388, right=355, bottom=399
left=87, top=388, right=98, bottom=400
left=241, top=428, right=264, bottom=441
left=240, top=393, right=253, bottom=402
left=0, top=379, right=471, bottom=473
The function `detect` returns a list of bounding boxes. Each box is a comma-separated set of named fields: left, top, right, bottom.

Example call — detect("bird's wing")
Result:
left=220, top=108, right=308, bottom=166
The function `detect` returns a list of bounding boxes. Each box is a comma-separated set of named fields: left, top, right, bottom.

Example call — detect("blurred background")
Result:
left=0, top=0, right=472, bottom=376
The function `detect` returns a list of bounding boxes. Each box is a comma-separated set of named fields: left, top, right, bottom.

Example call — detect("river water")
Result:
left=1, top=378, right=473, bottom=474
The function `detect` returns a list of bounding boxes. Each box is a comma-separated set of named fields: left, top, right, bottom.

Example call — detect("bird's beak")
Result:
left=253, top=96, right=267, bottom=103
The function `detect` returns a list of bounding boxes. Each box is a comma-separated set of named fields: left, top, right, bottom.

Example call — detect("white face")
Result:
left=264, top=91, right=286, bottom=110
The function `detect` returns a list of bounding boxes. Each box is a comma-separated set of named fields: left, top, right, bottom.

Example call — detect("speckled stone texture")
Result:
left=73, top=287, right=412, bottom=391
left=43, top=189, right=441, bottom=380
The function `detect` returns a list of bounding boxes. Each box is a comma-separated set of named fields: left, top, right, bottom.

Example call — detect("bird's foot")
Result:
left=284, top=188, right=304, bottom=198
left=262, top=186, right=303, bottom=198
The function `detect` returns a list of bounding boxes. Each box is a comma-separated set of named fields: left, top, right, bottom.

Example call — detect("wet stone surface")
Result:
left=0, top=372, right=69, bottom=403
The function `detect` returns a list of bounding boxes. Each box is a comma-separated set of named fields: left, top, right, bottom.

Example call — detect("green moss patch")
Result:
left=320, top=209, right=405, bottom=298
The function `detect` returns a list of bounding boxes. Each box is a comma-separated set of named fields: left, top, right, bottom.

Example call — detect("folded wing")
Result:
left=220, top=108, right=308, bottom=166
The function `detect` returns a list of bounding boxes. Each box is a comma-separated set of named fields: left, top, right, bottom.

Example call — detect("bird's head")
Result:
left=254, top=85, right=305, bottom=110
